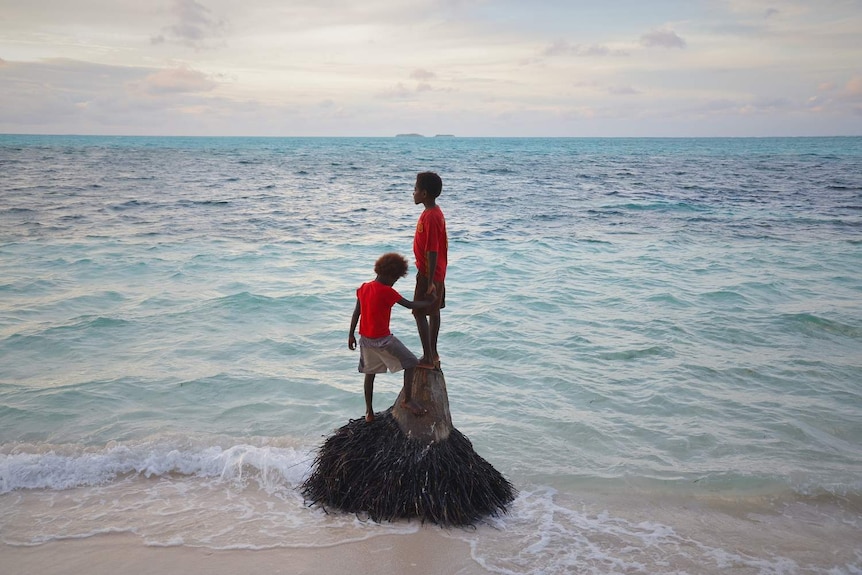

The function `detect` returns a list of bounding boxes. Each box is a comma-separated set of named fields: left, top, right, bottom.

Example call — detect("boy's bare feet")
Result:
left=400, top=399, right=427, bottom=417
left=365, top=412, right=374, bottom=423
left=417, top=356, right=440, bottom=369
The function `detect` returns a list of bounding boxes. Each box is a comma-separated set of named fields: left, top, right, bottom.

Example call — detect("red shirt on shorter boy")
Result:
left=356, top=281, right=402, bottom=339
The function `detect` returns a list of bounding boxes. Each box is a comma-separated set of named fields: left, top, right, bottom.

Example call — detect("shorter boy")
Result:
left=348, top=252, right=433, bottom=422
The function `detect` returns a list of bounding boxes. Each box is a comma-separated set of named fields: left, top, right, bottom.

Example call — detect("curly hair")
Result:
left=416, top=171, right=443, bottom=199
left=374, top=252, right=409, bottom=278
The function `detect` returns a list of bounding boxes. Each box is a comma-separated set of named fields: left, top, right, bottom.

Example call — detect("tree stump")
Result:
left=392, top=367, right=452, bottom=443
left=301, top=367, right=516, bottom=526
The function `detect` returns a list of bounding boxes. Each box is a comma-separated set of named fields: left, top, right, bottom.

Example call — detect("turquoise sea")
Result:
left=1, top=135, right=861, bottom=573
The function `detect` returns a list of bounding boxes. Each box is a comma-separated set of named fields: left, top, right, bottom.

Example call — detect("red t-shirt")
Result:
left=357, top=281, right=402, bottom=339
left=413, top=205, right=448, bottom=282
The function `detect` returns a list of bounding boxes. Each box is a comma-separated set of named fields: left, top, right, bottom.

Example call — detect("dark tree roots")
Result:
left=301, top=408, right=516, bottom=527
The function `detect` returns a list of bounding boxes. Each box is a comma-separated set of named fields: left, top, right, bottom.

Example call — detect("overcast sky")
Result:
left=1, top=0, right=860, bottom=137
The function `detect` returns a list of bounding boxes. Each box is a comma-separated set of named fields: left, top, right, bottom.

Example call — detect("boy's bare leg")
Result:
left=429, top=311, right=441, bottom=367
left=400, top=367, right=427, bottom=416
left=414, top=313, right=434, bottom=367
left=364, top=373, right=375, bottom=422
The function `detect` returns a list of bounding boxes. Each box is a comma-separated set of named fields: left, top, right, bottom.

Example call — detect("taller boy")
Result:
left=412, top=171, right=448, bottom=369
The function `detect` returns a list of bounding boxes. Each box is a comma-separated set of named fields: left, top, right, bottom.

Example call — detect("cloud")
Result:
left=807, top=76, right=862, bottom=113
left=0, top=58, right=228, bottom=134
left=608, top=85, right=641, bottom=96
left=640, top=29, right=687, bottom=49
left=375, top=80, right=444, bottom=100
left=377, top=82, right=414, bottom=100
left=750, top=97, right=791, bottom=111
left=152, top=0, right=226, bottom=49
left=693, top=96, right=791, bottom=117
left=410, top=68, right=436, bottom=81
left=2, top=2, right=860, bottom=136
left=839, top=76, right=862, bottom=101
left=541, top=41, right=628, bottom=58
left=0, top=59, right=142, bottom=127
left=377, top=69, right=447, bottom=99
left=135, top=66, right=218, bottom=95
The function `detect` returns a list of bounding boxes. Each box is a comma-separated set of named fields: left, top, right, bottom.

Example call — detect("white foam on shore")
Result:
left=446, top=486, right=862, bottom=575
left=0, top=439, right=420, bottom=549
left=0, top=439, right=312, bottom=494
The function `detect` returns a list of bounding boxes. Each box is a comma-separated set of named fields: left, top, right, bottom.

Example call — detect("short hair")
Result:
left=374, top=252, right=409, bottom=278
left=416, top=171, right=443, bottom=199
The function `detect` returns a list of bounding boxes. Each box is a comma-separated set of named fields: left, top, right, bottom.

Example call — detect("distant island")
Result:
left=394, top=133, right=456, bottom=138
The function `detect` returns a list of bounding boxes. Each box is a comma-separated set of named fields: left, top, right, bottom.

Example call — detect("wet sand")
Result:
left=1, top=529, right=487, bottom=575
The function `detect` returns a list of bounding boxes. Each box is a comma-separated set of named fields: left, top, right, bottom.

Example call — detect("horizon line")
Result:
left=3, top=132, right=861, bottom=139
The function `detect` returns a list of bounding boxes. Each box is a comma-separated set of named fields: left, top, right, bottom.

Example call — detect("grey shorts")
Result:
left=358, top=334, right=419, bottom=374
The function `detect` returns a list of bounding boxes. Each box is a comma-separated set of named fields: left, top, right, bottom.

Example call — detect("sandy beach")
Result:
left=1, top=529, right=486, bottom=575
left=4, top=485, right=861, bottom=575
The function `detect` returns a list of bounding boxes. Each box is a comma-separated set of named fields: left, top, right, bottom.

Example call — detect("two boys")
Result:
left=347, top=172, right=448, bottom=422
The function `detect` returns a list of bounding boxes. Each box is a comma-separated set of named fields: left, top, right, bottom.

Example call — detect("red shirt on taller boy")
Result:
left=413, top=205, right=448, bottom=282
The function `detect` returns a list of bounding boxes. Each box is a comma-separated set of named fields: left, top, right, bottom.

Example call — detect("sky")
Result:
left=1, top=0, right=860, bottom=137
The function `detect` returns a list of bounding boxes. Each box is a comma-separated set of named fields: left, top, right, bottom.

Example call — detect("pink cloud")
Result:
left=840, top=76, right=862, bottom=100
left=542, top=41, right=628, bottom=58
left=411, top=68, right=436, bottom=81
left=139, top=66, right=217, bottom=95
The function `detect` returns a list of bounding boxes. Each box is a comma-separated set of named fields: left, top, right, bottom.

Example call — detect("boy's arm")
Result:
left=348, top=299, right=360, bottom=350
left=397, top=296, right=434, bottom=310
left=424, top=251, right=438, bottom=295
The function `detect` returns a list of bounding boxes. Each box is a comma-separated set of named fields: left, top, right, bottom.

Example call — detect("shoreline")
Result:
left=3, top=473, right=862, bottom=574
left=4, top=486, right=860, bottom=575
left=0, top=529, right=488, bottom=575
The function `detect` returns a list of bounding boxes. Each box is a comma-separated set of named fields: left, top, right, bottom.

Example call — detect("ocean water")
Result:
left=1, top=134, right=861, bottom=573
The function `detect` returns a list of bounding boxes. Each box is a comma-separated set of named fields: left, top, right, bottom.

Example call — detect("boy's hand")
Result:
left=348, top=334, right=357, bottom=350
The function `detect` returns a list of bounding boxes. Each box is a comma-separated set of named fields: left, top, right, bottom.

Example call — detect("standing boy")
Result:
left=412, top=171, right=448, bottom=369
left=349, top=252, right=432, bottom=422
